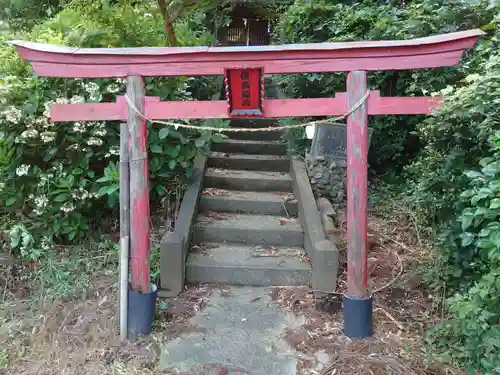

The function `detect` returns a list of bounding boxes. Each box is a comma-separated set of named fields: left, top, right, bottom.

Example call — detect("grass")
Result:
left=0, top=208, right=180, bottom=375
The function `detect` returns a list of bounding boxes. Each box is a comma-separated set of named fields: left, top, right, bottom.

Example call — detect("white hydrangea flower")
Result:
left=38, top=174, right=51, bottom=187
left=21, top=129, right=39, bottom=139
left=43, top=101, right=55, bottom=118
left=94, top=121, right=106, bottom=129
left=60, top=202, right=75, bottom=213
left=83, top=82, right=100, bottom=94
left=106, top=84, right=120, bottom=94
left=87, top=137, right=103, bottom=146
left=2, top=106, right=22, bottom=123
left=89, top=93, right=103, bottom=102
left=16, top=164, right=30, bottom=176
left=56, top=97, right=69, bottom=104
left=93, top=128, right=107, bottom=137
left=41, top=236, right=52, bottom=250
left=34, top=195, right=49, bottom=209
left=73, top=122, right=86, bottom=133
left=71, top=187, right=90, bottom=200
left=105, top=146, right=120, bottom=158
left=40, top=132, right=56, bottom=143
left=35, top=116, right=51, bottom=129
left=70, top=95, right=85, bottom=104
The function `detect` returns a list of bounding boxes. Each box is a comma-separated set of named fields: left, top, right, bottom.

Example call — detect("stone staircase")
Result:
left=184, top=121, right=312, bottom=286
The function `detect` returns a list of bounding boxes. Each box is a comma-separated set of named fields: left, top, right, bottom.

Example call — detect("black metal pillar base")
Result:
left=343, top=294, right=373, bottom=339
left=128, top=283, right=158, bottom=340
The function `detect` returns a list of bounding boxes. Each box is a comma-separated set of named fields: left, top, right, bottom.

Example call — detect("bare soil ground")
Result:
left=271, top=208, right=464, bottom=375
left=0, top=206, right=464, bottom=375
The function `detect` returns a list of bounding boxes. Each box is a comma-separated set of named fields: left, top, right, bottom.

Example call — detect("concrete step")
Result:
left=229, top=130, right=283, bottom=142
left=230, top=118, right=277, bottom=128
left=186, top=243, right=311, bottom=286
left=204, top=169, right=292, bottom=192
left=193, top=213, right=304, bottom=247
left=208, top=153, right=289, bottom=172
left=200, top=189, right=298, bottom=216
left=211, top=139, right=287, bottom=155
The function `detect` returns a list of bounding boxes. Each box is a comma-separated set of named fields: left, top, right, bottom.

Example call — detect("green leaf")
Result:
left=476, top=239, right=494, bottom=249
left=43, top=146, right=58, bottom=161
left=158, top=128, right=170, bottom=140
left=149, top=157, right=163, bottom=173
left=482, top=161, right=499, bottom=176
left=489, top=198, right=500, bottom=209
left=460, top=190, right=475, bottom=198
left=5, top=196, right=17, bottom=206
left=96, top=176, right=112, bottom=183
left=108, top=194, right=118, bottom=208
left=53, top=193, right=70, bottom=202
left=156, top=184, right=167, bottom=196
left=460, top=232, right=475, bottom=247
left=150, top=144, right=163, bottom=154
left=168, top=159, right=177, bottom=170
left=165, top=144, right=180, bottom=158
left=195, top=138, right=206, bottom=148
left=211, top=134, right=227, bottom=143
left=461, top=215, right=474, bottom=231
left=103, top=184, right=120, bottom=195
left=464, top=170, right=483, bottom=179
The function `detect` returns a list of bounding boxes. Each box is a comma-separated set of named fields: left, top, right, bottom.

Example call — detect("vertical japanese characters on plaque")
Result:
left=224, top=68, right=264, bottom=117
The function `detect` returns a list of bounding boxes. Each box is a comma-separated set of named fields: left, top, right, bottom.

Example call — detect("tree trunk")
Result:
left=157, top=0, right=179, bottom=47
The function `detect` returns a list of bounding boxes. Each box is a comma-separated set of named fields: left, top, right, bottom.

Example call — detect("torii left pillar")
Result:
left=127, top=76, right=151, bottom=293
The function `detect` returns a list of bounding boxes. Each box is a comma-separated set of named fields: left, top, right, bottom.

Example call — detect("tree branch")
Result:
left=157, top=0, right=178, bottom=47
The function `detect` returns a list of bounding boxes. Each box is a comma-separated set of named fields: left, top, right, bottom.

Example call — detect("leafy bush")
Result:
left=406, top=14, right=499, bottom=228
left=0, top=1, right=220, bottom=257
left=274, top=0, right=495, bottom=172
left=396, top=12, right=500, bottom=373
left=426, top=132, right=500, bottom=374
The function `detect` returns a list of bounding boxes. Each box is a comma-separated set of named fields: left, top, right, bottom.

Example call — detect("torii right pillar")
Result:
left=344, top=70, right=371, bottom=339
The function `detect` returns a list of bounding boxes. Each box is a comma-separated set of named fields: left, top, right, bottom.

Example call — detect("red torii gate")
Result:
left=11, top=29, right=482, bottom=338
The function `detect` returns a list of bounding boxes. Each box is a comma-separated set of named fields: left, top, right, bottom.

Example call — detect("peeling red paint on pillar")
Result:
left=127, top=76, right=151, bottom=293
left=346, top=71, right=369, bottom=297
left=130, top=177, right=151, bottom=290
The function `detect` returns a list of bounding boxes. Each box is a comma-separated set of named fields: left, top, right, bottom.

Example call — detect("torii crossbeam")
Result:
left=10, top=29, right=483, bottom=339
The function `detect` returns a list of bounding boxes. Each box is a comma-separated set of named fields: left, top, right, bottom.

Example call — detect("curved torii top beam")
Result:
left=9, top=29, right=484, bottom=78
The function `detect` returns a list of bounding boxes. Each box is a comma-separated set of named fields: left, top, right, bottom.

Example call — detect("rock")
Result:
left=329, top=161, right=337, bottom=170
left=314, top=172, right=322, bottom=179
left=315, top=155, right=325, bottom=162
left=319, top=178, right=329, bottom=186
left=310, top=178, right=317, bottom=185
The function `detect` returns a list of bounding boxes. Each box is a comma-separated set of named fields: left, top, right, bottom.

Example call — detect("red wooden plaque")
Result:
left=224, top=67, right=264, bottom=117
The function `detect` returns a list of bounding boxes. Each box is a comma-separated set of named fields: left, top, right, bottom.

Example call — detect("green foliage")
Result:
left=276, top=2, right=499, bottom=372
left=399, top=12, right=500, bottom=373
left=0, top=0, right=70, bottom=31
left=426, top=134, right=500, bottom=373
left=274, top=0, right=496, bottom=172
left=0, top=0, right=219, bottom=259
left=407, top=20, right=499, bottom=227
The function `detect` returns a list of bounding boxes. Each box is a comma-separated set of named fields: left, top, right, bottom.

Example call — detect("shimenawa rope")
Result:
left=123, top=91, right=370, bottom=132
